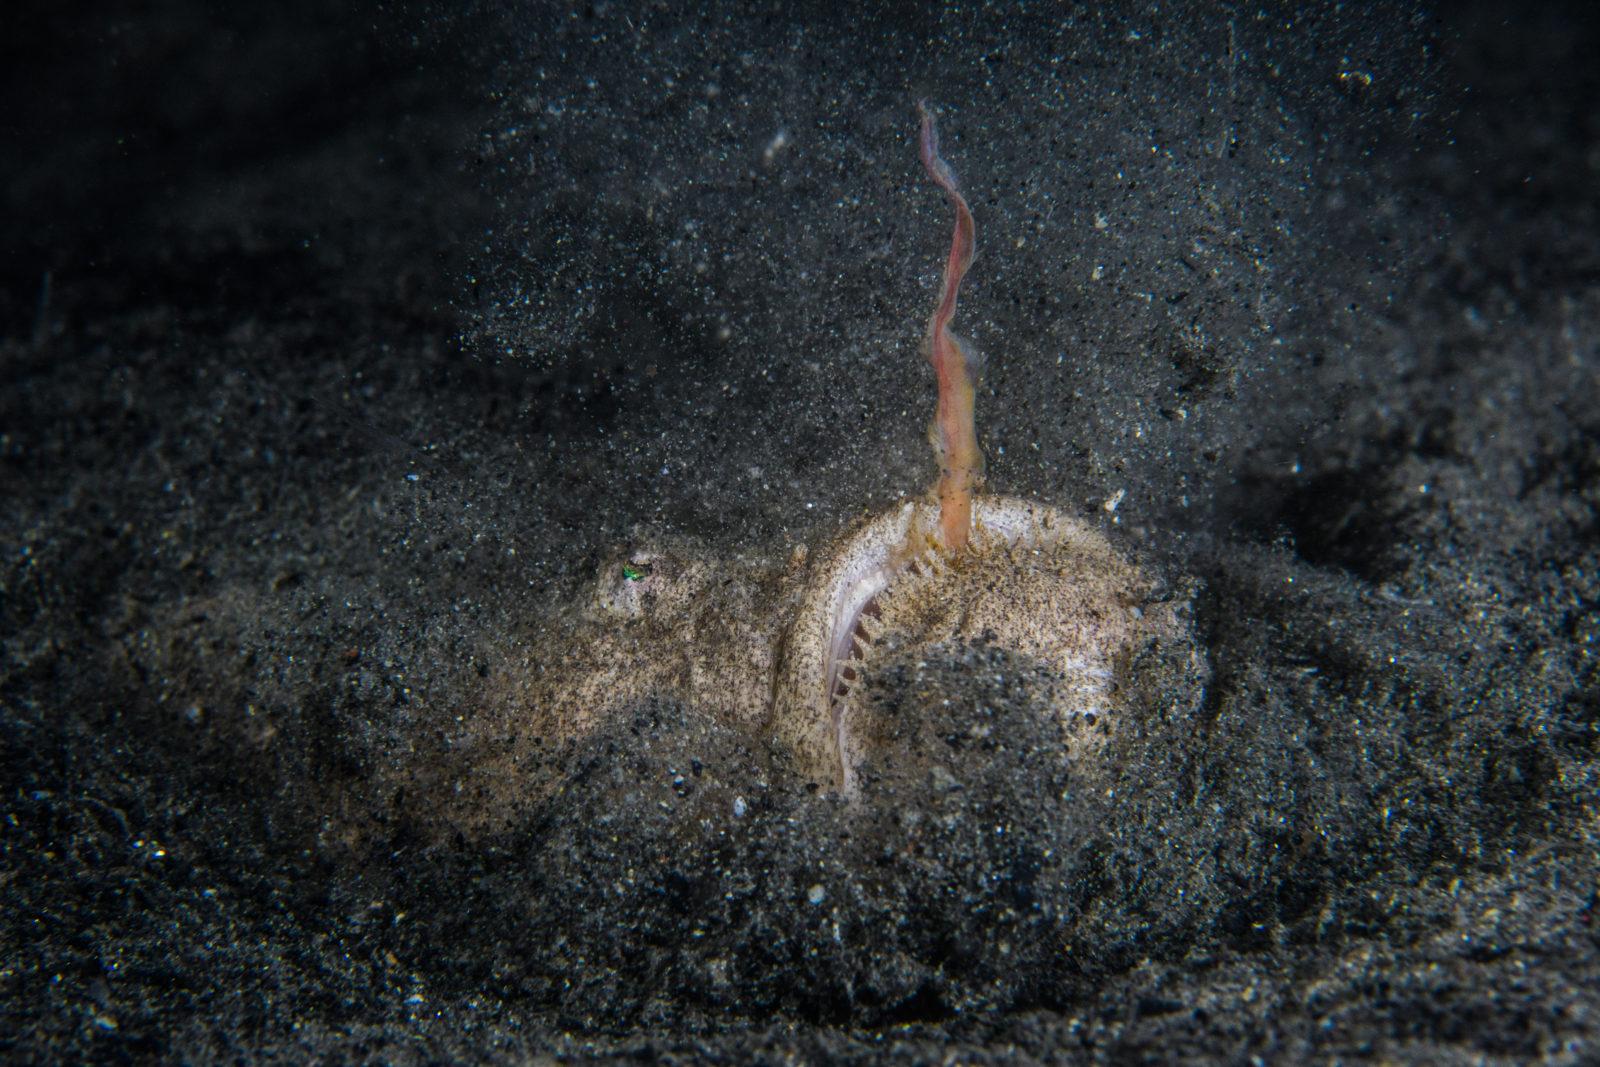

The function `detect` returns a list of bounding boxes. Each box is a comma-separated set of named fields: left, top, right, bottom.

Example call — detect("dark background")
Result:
left=3, top=1, right=1597, bottom=1061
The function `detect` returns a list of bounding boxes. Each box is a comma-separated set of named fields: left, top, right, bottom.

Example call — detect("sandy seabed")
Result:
left=2, top=1, right=1597, bottom=1062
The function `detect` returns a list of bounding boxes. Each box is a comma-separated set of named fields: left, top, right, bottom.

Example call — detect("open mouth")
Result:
left=774, top=495, right=1163, bottom=796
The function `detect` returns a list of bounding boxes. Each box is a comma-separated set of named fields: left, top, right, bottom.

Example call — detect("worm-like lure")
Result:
left=917, top=102, right=984, bottom=553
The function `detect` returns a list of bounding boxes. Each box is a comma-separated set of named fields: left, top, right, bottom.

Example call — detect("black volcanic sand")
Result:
left=3, top=1, right=1597, bottom=1062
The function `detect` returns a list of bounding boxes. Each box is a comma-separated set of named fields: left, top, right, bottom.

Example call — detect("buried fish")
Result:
left=443, top=103, right=1201, bottom=828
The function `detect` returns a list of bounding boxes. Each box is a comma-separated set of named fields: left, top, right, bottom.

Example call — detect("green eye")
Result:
left=622, top=562, right=650, bottom=582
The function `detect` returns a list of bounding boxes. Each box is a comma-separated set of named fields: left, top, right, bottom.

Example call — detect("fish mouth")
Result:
left=774, top=496, right=1093, bottom=795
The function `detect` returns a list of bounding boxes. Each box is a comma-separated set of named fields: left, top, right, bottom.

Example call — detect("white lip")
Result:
left=772, top=502, right=925, bottom=794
